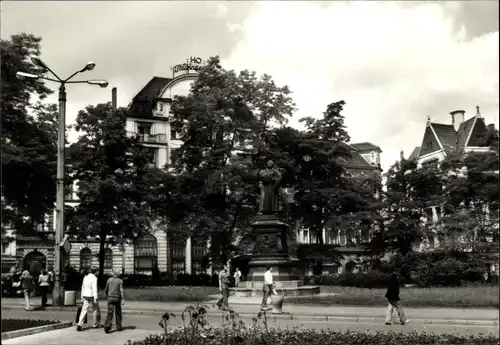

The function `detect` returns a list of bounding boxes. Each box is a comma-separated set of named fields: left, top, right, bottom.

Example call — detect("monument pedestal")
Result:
left=232, top=214, right=319, bottom=297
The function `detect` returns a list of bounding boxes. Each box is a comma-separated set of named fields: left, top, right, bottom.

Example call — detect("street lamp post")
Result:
left=16, top=58, right=108, bottom=307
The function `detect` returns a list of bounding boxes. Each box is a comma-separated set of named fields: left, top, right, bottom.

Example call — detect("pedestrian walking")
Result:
left=233, top=267, right=242, bottom=288
left=38, top=270, right=51, bottom=307
left=261, top=266, right=274, bottom=310
left=216, top=265, right=230, bottom=310
left=76, top=266, right=101, bottom=331
left=20, top=270, right=34, bottom=311
left=104, top=270, right=125, bottom=334
left=385, top=271, right=409, bottom=325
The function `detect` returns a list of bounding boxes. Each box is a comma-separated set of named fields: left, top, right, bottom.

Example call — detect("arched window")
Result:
left=23, top=251, right=46, bottom=272
left=192, top=238, right=207, bottom=274
left=80, top=248, right=92, bottom=270
left=170, top=237, right=186, bottom=273
left=134, top=233, right=158, bottom=275
left=103, top=248, right=113, bottom=269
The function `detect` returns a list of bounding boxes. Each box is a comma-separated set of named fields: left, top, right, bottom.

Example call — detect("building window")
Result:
left=326, top=228, right=339, bottom=244
left=370, top=151, right=376, bottom=164
left=192, top=238, right=207, bottom=274
left=172, top=260, right=185, bottom=274
left=159, top=103, right=164, bottom=112
left=80, top=248, right=92, bottom=270
left=169, top=148, right=180, bottom=165
left=170, top=128, right=177, bottom=139
left=134, top=233, right=158, bottom=275
left=170, top=237, right=186, bottom=274
left=2, top=241, right=8, bottom=254
left=65, top=182, right=74, bottom=201
left=422, top=159, right=438, bottom=169
left=103, top=248, right=113, bottom=269
left=146, top=148, right=158, bottom=167
left=137, top=122, right=152, bottom=135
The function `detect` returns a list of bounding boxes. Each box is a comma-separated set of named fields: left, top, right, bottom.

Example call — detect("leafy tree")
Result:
left=69, top=103, right=162, bottom=281
left=159, top=56, right=295, bottom=265
left=438, top=150, right=499, bottom=266
left=266, top=102, right=354, bottom=245
left=382, top=156, right=443, bottom=255
left=1, top=33, right=57, bottom=236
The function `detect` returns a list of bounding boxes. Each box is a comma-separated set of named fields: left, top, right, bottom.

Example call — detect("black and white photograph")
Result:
left=1, top=1, right=499, bottom=344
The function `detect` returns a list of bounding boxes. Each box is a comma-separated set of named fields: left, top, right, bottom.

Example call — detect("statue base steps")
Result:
left=229, top=285, right=320, bottom=297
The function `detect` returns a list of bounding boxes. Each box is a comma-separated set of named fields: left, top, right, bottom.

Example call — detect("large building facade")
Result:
left=406, top=107, right=499, bottom=275
left=7, top=58, right=385, bottom=277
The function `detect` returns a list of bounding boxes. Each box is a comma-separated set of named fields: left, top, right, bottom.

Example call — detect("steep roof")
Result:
left=350, top=142, right=382, bottom=153
left=131, top=76, right=172, bottom=103
left=456, top=117, right=476, bottom=151
left=408, top=146, right=421, bottom=161
left=430, top=123, right=457, bottom=151
left=345, top=150, right=379, bottom=172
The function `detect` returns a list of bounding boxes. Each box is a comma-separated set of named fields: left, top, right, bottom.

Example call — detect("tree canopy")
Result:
left=1, top=33, right=58, bottom=236
left=69, top=102, right=163, bottom=279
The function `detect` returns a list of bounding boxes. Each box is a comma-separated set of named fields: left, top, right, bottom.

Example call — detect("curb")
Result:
left=2, top=306, right=498, bottom=326
left=1, top=321, right=73, bottom=341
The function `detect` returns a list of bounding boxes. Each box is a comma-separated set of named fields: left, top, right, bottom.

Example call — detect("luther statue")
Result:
left=258, top=160, right=282, bottom=214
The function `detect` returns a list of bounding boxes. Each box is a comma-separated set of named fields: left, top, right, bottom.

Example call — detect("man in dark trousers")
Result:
left=104, top=270, right=125, bottom=334
left=385, top=271, right=408, bottom=325
left=216, top=264, right=230, bottom=310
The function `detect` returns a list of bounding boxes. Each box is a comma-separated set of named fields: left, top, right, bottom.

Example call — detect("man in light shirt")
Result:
left=77, top=266, right=101, bottom=331
left=216, top=265, right=230, bottom=310
left=233, top=267, right=242, bottom=288
left=261, top=266, right=274, bottom=310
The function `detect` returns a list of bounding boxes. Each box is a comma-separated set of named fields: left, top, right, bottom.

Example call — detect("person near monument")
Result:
left=216, top=265, right=230, bottom=310
left=233, top=268, right=242, bottom=288
left=77, top=266, right=101, bottom=331
left=104, top=270, right=125, bottom=334
left=261, top=266, right=274, bottom=310
left=384, top=271, right=408, bottom=325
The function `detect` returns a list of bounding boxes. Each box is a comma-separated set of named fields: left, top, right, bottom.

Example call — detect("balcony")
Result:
left=128, top=132, right=167, bottom=144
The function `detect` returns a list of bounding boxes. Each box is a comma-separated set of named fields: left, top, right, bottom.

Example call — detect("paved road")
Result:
left=3, top=298, right=498, bottom=324
left=2, top=308, right=498, bottom=341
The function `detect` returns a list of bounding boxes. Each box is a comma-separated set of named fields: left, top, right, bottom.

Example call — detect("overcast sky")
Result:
left=2, top=1, right=498, bottom=171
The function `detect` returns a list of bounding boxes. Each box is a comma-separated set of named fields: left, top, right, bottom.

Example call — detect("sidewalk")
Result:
left=2, top=298, right=498, bottom=324
left=2, top=326, right=160, bottom=345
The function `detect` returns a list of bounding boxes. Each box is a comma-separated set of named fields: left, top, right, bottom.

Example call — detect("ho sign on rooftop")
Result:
left=171, top=57, right=206, bottom=77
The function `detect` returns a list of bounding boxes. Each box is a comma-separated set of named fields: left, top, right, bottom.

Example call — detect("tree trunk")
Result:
left=98, top=231, right=106, bottom=286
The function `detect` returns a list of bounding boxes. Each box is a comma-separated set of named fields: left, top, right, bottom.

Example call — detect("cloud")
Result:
left=222, top=1, right=499, bottom=170
left=2, top=1, right=498, bottom=171
left=1, top=1, right=256, bottom=139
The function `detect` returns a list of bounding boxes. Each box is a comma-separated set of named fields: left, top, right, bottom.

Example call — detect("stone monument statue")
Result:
left=258, top=160, right=282, bottom=214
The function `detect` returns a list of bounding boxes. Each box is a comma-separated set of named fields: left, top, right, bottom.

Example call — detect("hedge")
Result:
left=1, top=319, right=59, bottom=333
left=125, top=329, right=499, bottom=345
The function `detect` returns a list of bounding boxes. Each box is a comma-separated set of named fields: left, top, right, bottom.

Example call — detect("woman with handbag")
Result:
left=20, top=270, right=35, bottom=311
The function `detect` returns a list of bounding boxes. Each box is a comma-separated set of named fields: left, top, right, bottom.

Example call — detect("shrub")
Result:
left=122, top=273, right=217, bottom=287
left=1, top=319, right=59, bottom=333
left=315, top=271, right=392, bottom=288
left=287, top=285, right=500, bottom=308
left=126, top=328, right=499, bottom=345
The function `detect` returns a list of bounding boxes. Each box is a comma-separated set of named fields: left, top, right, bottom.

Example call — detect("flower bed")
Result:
left=1, top=319, right=59, bottom=333
left=286, top=285, right=500, bottom=308
left=127, top=329, right=499, bottom=345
